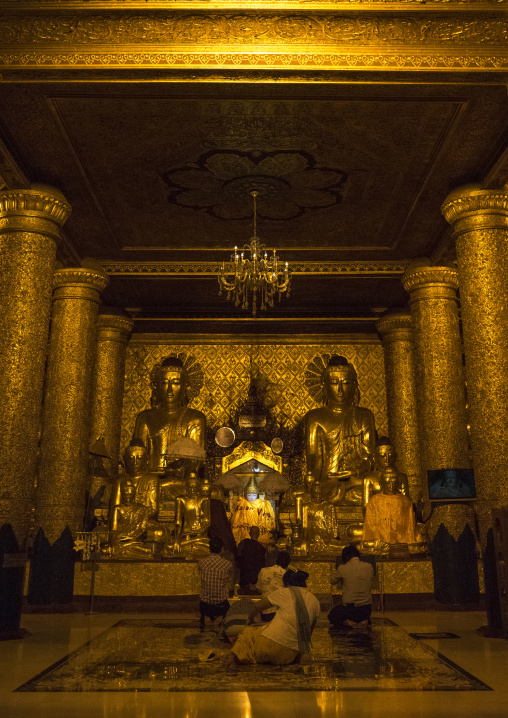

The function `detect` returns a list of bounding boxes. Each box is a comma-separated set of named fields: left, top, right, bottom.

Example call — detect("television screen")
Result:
left=427, top=468, right=476, bottom=501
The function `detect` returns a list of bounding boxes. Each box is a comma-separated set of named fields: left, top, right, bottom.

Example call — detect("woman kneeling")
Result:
left=224, top=568, right=320, bottom=666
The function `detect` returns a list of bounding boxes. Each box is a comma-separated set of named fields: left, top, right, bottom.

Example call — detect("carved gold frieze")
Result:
left=2, top=51, right=506, bottom=73
left=1, top=13, right=508, bottom=47
left=4, top=1, right=507, bottom=7
left=0, top=10, right=507, bottom=72
left=102, top=260, right=409, bottom=276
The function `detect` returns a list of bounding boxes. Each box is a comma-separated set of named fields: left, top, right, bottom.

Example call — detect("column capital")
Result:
left=97, top=309, right=134, bottom=341
left=0, top=184, right=71, bottom=240
left=402, top=265, right=459, bottom=300
left=376, top=311, right=412, bottom=339
left=442, top=184, right=508, bottom=236
left=53, top=266, right=109, bottom=302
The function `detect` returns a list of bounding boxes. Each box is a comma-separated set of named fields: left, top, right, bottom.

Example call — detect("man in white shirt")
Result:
left=256, top=551, right=291, bottom=622
left=328, top=544, right=374, bottom=629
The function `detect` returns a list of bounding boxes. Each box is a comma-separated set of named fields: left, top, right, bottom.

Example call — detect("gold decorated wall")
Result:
left=120, top=335, right=388, bottom=458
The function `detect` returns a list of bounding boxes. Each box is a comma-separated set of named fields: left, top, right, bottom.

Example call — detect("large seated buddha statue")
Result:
left=304, top=355, right=376, bottom=505
left=133, top=356, right=206, bottom=474
left=361, top=467, right=426, bottom=554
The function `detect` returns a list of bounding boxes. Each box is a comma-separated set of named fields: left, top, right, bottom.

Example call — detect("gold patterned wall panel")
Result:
left=121, top=337, right=388, bottom=457
left=73, top=561, right=200, bottom=597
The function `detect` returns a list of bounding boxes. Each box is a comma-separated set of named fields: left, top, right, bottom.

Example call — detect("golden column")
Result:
left=90, top=308, right=134, bottom=478
left=376, top=311, right=422, bottom=501
left=402, top=265, right=472, bottom=540
left=442, top=186, right=508, bottom=539
left=0, top=186, right=71, bottom=544
left=36, top=267, right=109, bottom=543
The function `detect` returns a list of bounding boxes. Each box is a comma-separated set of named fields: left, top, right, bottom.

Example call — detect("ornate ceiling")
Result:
left=0, top=1, right=507, bottom=334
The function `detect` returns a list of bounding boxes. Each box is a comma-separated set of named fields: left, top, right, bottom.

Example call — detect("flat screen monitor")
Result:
left=427, top=468, right=476, bottom=502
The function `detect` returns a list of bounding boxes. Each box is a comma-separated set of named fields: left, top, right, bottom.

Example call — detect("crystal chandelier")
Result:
left=218, top=191, right=291, bottom=317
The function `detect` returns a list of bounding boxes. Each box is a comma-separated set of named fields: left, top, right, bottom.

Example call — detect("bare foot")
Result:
left=345, top=619, right=368, bottom=629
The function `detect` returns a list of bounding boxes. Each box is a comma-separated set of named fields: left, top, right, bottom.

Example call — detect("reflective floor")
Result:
left=1, top=611, right=508, bottom=717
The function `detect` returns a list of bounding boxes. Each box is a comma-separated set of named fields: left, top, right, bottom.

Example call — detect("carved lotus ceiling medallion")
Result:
left=163, top=150, right=347, bottom=221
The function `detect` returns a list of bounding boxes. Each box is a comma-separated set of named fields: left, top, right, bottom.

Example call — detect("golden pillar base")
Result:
left=0, top=186, right=70, bottom=544
left=36, top=267, right=109, bottom=543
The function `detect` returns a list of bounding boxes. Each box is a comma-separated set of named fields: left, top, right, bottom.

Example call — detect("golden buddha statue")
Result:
left=110, top=440, right=159, bottom=520
left=294, top=482, right=341, bottom=555
left=169, top=474, right=211, bottom=555
left=230, top=476, right=276, bottom=545
left=304, top=355, right=376, bottom=505
left=110, top=478, right=153, bottom=558
left=361, top=467, right=426, bottom=554
left=133, top=356, right=206, bottom=474
left=362, top=437, right=409, bottom=510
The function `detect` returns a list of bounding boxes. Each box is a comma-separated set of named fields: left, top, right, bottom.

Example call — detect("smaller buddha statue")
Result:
left=230, top=476, right=276, bottom=545
left=362, top=437, right=409, bottom=510
left=110, top=440, right=159, bottom=520
left=169, top=474, right=211, bottom=555
left=361, top=467, right=426, bottom=554
left=200, top=477, right=212, bottom=498
left=294, top=482, right=341, bottom=555
left=110, top=478, right=153, bottom=558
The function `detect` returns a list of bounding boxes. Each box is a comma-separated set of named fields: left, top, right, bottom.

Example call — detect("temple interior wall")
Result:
left=120, top=335, right=389, bottom=460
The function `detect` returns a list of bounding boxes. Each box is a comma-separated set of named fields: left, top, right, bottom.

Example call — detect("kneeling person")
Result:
left=328, top=545, right=373, bottom=629
left=198, top=537, right=233, bottom=627
left=225, top=568, right=320, bottom=667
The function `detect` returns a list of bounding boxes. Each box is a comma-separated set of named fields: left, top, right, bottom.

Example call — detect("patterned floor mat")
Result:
left=16, top=617, right=491, bottom=692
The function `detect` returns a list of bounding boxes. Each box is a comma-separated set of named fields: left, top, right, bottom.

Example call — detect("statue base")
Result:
left=21, top=556, right=484, bottom=608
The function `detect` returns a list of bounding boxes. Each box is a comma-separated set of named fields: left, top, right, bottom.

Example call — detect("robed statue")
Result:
left=133, top=356, right=206, bottom=473
left=304, top=355, right=376, bottom=504
left=361, top=467, right=425, bottom=554
left=362, top=437, right=409, bottom=510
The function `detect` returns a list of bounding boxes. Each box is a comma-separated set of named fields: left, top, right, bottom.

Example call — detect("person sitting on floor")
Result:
left=198, top=536, right=234, bottom=628
left=236, top=526, right=266, bottom=594
left=223, top=567, right=321, bottom=667
left=221, top=597, right=261, bottom=644
left=328, top=544, right=374, bottom=630
left=256, top=550, right=292, bottom=622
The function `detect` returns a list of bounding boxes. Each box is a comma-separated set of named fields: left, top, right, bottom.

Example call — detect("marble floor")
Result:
left=1, top=610, right=508, bottom=717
